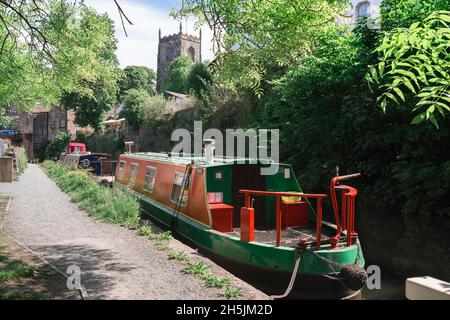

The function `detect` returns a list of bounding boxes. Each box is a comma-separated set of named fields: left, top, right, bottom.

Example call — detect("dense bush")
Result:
left=119, top=89, right=167, bottom=129
left=42, top=161, right=140, bottom=227
left=45, top=132, right=71, bottom=160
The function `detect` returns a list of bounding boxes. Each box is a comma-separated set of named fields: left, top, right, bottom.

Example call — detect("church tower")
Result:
left=157, top=23, right=202, bottom=93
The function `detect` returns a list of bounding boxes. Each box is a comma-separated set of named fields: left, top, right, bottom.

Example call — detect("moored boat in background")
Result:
left=59, top=142, right=114, bottom=176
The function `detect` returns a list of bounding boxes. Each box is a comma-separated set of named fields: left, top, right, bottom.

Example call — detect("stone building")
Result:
left=18, top=105, right=93, bottom=160
left=156, top=23, right=202, bottom=93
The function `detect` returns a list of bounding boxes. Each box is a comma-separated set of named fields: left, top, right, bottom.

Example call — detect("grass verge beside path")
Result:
left=41, top=161, right=140, bottom=228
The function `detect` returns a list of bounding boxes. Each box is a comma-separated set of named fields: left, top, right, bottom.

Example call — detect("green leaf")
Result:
left=409, top=22, right=420, bottom=31
left=437, top=14, right=450, bottom=23
left=370, top=67, right=379, bottom=84
left=403, top=78, right=416, bottom=94
left=392, top=69, right=417, bottom=82
left=433, top=100, right=450, bottom=111
left=380, top=97, right=387, bottom=112
left=429, top=114, right=439, bottom=129
left=411, top=113, right=425, bottom=124
left=416, top=99, right=435, bottom=106
left=385, top=92, right=399, bottom=104
left=393, top=87, right=405, bottom=102
left=378, top=61, right=385, bottom=76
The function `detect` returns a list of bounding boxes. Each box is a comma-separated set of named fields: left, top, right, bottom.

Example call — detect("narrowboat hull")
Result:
left=115, top=182, right=366, bottom=299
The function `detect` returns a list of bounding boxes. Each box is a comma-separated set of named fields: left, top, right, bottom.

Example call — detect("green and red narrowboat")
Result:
left=113, top=149, right=367, bottom=299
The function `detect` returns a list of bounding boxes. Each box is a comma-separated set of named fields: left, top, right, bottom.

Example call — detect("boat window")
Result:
left=170, top=172, right=190, bottom=207
left=129, top=163, right=139, bottom=188
left=208, top=192, right=223, bottom=204
left=118, top=161, right=126, bottom=180
left=143, top=166, right=157, bottom=193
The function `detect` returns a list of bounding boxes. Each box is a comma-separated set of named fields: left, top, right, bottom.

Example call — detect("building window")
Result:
left=128, top=163, right=139, bottom=188
left=60, top=120, right=66, bottom=128
left=143, top=166, right=157, bottom=193
left=170, top=171, right=190, bottom=207
left=356, top=1, right=371, bottom=22
left=188, top=47, right=195, bottom=62
left=118, top=160, right=126, bottom=180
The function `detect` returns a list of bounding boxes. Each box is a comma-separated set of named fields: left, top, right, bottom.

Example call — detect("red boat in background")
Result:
left=59, top=142, right=87, bottom=163
left=59, top=142, right=114, bottom=177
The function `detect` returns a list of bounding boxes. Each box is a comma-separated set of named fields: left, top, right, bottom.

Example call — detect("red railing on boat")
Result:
left=240, top=173, right=360, bottom=250
left=330, top=173, right=361, bottom=248
left=239, top=190, right=327, bottom=249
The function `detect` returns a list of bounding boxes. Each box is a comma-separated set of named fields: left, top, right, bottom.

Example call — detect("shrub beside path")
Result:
left=0, top=164, right=267, bottom=300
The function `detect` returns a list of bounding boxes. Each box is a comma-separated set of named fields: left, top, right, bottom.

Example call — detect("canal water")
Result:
left=141, top=211, right=447, bottom=300
left=362, top=276, right=405, bottom=300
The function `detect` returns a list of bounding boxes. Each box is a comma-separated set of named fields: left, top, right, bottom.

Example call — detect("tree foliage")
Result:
left=175, top=0, right=348, bottom=95
left=45, top=132, right=71, bottom=160
left=380, top=0, right=450, bottom=30
left=119, top=66, right=156, bottom=99
left=62, top=74, right=118, bottom=131
left=119, top=89, right=167, bottom=129
left=0, top=1, right=120, bottom=130
left=59, top=4, right=120, bottom=131
left=164, top=56, right=194, bottom=93
left=187, top=63, right=212, bottom=97
left=255, top=24, right=450, bottom=220
left=368, top=11, right=450, bottom=128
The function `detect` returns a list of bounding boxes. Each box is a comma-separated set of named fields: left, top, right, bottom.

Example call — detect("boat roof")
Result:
left=121, top=152, right=285, bottom=168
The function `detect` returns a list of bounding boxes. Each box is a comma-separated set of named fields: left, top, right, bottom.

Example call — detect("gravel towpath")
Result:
left=0, top=164, right=268, bottom=300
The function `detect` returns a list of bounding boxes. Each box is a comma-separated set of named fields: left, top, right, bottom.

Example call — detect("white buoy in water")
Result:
left=406, top=276, right=450, bottom=300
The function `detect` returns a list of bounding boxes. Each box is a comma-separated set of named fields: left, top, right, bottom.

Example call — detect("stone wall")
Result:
left=123, top=107, right=199, bottom=154
left=18, top=107, right=70, bottom=159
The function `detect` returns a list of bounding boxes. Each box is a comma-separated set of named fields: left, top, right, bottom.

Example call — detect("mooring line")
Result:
left=0, top=196, right=87, bottom=300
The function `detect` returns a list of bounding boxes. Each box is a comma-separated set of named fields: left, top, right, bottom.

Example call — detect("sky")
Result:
left=83, top=0, right=215, bottom=71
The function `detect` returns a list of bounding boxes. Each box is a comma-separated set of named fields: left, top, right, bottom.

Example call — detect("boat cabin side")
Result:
left=115, top=155, right=313, bottom=233
left=115, top=155, right=211, bottom=226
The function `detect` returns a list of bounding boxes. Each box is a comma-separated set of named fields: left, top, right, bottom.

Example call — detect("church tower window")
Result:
left=355, top=1, right=371, bottom=22
left=188, top=47, right=196, bottom=62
